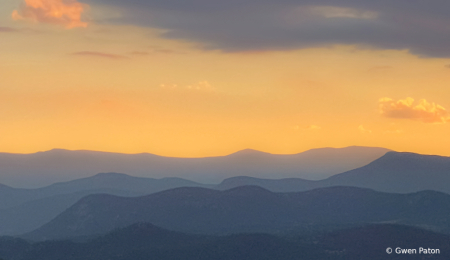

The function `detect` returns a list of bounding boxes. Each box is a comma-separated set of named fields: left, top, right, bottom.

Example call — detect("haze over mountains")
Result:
left=2, top=149, right=450, bottom=236
left=218, top=152, right=450, bottom=194
left=26, top=185, right=450, bottom=241
left=0, top=146, right=390, bottom=188
left=0, top=173, right=209, bottom=235
left=1, top=146, right=449, bottom=259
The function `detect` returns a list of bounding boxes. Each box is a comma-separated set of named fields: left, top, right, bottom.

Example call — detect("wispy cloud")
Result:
left=308, top=6, right=378, bottom=19
left=379, top=97, right=450, bottom=123
left=129, top=51, right=150, bottom=56
left=72, top=51, right=128, bottom=59
left=160, top=81, right=215, bottom=92
left=368, top=66, right=392, bottom=72
left=12, top=0, right=89, bottom=29
left=384, top=129, right=403, bottom=134
left=0, top=26, right=19, bottom=33
left=358, top=125, right=372, bottom=134
left=293, top=125, right=322, bottom=131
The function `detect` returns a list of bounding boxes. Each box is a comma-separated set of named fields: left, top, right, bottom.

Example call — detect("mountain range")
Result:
left=24, top=185, right=450, bottom=241
left=217, top=151, right=450, bottom=194
left=0, top=146, right=390, bottom=188
left=2, top=150, right=450, bottom=236
left=0, top=173, right=209, bottom=235
left=3, top=223, right=449, bottom=260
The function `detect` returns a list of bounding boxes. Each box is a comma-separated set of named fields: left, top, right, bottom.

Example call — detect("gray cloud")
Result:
left=84, top=0, right=450, bottom=57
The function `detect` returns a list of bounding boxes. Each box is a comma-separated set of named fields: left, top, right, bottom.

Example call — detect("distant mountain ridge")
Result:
left=217, top=151, right=450, bottom=194
left=0, top=146, right=390, bottom=188
left=3, top=150, right=450, bottom=236
left=0, top=173, right=210, bottom=236
left=0, top=172, right=209, bottom=209
left=24, top=185, right=450, bottom=241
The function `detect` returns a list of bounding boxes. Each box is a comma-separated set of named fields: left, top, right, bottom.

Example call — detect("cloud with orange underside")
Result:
left=12, top=0, right=88, bottom=29
left=379, top=97, right=450, bottom=124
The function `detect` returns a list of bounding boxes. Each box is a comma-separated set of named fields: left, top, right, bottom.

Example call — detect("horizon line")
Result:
left=0, top=145, right=394, bottom=158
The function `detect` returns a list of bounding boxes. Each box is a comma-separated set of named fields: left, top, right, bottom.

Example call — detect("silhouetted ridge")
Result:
left=325, top=151, right=450, bottom=193
left=0, top=183, right=13, bottom=190
left=148, top=186, right=221, bottom=198
left=302, top=186, right=379, bottom=196
left=25, top=186, right=450, bottom=241
left=366, top=151, right=450, bottom=169
left=318, top=224, right=450, bottom=259
left=226, top=149, right=272, bottom=157
left=92, top=172, right=131, bottom=178
left=223, top=185, right=273, bottom=195
left=4, top=223, right=450, bottom=260
left=0, top=146, right=390, bottom=188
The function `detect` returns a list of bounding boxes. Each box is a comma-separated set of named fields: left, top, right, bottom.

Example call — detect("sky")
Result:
left=1, top=0, right=450, bottom=157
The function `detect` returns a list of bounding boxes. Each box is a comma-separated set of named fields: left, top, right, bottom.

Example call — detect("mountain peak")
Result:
left=92, top=172, right=131, bottom=179
left=372, top=151, right=450, bottom=165
left=227, top=149, right=271, bottom=157
left=223, top=185, right=273, bottom=195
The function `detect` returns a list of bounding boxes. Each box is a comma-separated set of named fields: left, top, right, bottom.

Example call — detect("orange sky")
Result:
left=1, top=0, right=450, bottom=157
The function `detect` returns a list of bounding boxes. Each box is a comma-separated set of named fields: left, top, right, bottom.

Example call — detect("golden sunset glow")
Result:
left=1, top=0, right=450, bottom=157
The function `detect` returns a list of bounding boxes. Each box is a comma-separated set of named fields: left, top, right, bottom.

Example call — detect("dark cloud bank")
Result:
left=86, top=0, right=450, bottom=57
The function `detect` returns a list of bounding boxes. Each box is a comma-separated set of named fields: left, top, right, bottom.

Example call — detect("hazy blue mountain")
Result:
left=0, top=146, right=390, bottom=188
left=217, top=151, right=450, bottom=194
left=25, top=186, right=450, bottom=241
left=3, top=223, right=450, bottom=260
left=0, top=172, right=208, bottom=210
left=0, top=189, right=142, bottom=236
left=0, top=173, right=210, bottom=236
left=3, top=150, right=449, bottom=237
left=216, top=176, right=318, bottom=192
left=325, top=151, right=450, bottom=193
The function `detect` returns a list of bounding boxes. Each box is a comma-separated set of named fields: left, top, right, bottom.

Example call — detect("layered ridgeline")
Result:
left=25, top=186, right=450, bottom=241
left=3, top=223, right=449, bottom=260
left=0, top=146, right=390, bottom=188
left=3, top=151, right=450, bottom=236
left=217, top=152, right=450, bottom=194
left=0, top=173, right=210, bottom=236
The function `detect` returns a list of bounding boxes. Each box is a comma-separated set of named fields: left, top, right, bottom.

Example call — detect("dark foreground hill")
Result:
left=2, top=223, right=450, bottom=260
left=25, top=186, right=450, bottom=241
left=316, top=224, right=450, bottom=260
left=217, top=152, right=450, bottom=194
